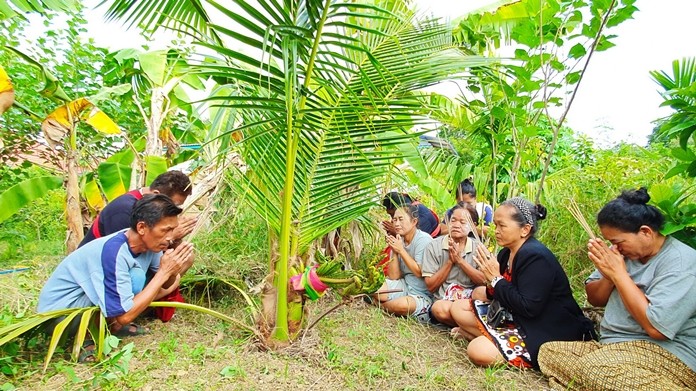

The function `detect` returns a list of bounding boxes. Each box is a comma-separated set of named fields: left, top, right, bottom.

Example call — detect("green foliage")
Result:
left=651, top=57, right=696, bottom=178
left=0, top=0, right=78, bottom=21
left=0, top=176, right=62, bottom=224
left=0, top=165, right=65, bottom=263
left=649, top=183, right=696, bottom=249
left=446, top=0, right=637, bottom=203
left=649, top=58, right=696, bottom=246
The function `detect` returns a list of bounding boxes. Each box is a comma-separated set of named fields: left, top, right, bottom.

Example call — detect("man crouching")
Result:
left=38, top=194, right=194, bottom=348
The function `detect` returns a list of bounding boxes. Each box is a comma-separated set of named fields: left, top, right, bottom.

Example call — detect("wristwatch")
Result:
left=489, top=276, right=504, bottom=288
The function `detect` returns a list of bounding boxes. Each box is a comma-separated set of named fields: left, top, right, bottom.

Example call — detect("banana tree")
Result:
left=101, top=0, right=492, bottom=345
left=102, top=48, right=205, bottom=188
left=41, top=98, right=121, bottom=251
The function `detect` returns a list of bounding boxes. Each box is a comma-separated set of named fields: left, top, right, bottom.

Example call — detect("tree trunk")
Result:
left=146, top=87, right=165, bottom=157
left=65, top=142, right=83, bottom=253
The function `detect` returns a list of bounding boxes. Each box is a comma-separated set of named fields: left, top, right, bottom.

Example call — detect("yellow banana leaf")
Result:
left=41, top=98, right=121, bottom=147
left=82, top=175, right=106, bottom=211
left=0, top=65, right=14, bottom=114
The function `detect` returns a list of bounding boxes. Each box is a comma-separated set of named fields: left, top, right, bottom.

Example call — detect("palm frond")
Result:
left=0, top=307, right=108, bottom=372
left=97, top=0, right=220, bottom=43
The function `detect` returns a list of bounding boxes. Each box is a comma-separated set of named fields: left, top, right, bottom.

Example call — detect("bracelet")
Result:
left=489, top=276, right=504, bottom=288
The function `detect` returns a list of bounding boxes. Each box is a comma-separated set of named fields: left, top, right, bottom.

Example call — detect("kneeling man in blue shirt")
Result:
left=38, top=194, right=194, bottom=337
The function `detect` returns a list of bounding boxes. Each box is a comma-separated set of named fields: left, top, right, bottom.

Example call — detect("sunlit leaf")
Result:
left=97, top=162, right=132, bottom=201
left=82, top=174, right=106, bottom=211
left=144, top=155, right=168, bottom=185
left=41, top=98, right=121, bottom=147
left=0, top=176, right=63, bottom=223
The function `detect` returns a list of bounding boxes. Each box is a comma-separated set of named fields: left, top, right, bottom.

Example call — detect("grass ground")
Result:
left=1, top=256, right=550, bottom=391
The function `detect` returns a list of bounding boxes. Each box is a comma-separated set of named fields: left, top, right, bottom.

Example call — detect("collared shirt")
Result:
left=421, top=235, right=481, bottom=300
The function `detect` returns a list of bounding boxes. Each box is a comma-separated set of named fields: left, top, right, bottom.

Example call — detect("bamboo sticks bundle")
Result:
left=565, top=198, right=597, bottom=239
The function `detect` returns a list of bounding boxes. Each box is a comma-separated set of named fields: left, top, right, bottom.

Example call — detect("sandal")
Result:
left=111, top=323, right=149, bottom=337
left=79, top=341, right=96, bottom=363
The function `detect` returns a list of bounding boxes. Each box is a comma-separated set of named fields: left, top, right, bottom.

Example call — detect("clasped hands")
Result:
left=473, top=244, right=501, bottom=284
left=160, top=241, right=195, bottom=277
left=386, top=233, right=405, bottom=254
left=587, top=238, right=626, bottom=282
left=172, top=215, right=198, bottom=242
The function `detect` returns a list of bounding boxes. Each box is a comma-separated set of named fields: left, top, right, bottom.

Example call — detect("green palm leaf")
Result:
left=0, top=307, right=108, bottom=372
left=98, top=0, right=494, bottom=342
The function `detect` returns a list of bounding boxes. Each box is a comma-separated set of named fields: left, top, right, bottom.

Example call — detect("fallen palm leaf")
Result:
left=0, top=306, right=108, bottom=373
left=0, top=301, right=258, bottom=369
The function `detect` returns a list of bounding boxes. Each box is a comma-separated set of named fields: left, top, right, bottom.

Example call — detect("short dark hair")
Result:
left=382, top=192, right=413, bottom=210
left=150, top=170, right=192, bottom=197
left=130, top=194, right=182, bottom=230
left=456, top=178, right=476, bottom=199
left=500, top=197, right=547, bottom=236
left=451, top=201, right=479, bottom=224
left=597, top=187, right=664, bottom=233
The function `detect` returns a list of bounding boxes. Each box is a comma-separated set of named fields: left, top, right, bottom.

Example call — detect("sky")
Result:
left=74, top=0, right=696, bottom=147
left=414, top=0, right=696, bottom=146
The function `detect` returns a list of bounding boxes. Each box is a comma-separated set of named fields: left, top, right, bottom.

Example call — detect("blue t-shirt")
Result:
left=413, top=203, right=439, bottom=237
left=38, top=230, right=161, bottom=317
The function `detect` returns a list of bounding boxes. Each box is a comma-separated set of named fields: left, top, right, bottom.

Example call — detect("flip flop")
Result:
left=112, top=323, right=149, bottom=337
left=79, top=341, right=96, bottom=363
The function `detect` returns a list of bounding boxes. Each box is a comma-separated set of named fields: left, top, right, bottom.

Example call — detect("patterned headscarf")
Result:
left=506, top=197, right=534, bottom=226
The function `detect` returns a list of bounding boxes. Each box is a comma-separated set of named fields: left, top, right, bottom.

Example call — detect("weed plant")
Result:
left=191, top=187, right=270, bottom=289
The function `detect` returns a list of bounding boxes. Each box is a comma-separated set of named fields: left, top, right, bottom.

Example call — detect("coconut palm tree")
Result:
left=99, top=0, right=491, bottom=345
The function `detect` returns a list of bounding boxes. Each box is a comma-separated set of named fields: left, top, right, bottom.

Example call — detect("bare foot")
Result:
left=450, top=327, right=466, bottom=340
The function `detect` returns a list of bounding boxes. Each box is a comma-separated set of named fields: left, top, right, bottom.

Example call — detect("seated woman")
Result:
left=372, top=204, right=434, bottom=323
left=422, top=203, right=486, bottom=326
left=538, top=188, right=696, bottom=390
left=440, top=178, right=493, bottom=237
left=450, top=197, right=594, bottom=368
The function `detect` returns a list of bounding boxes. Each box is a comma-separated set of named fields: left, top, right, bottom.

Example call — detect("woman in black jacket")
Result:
left=451, top=197, right=595, bottom=369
